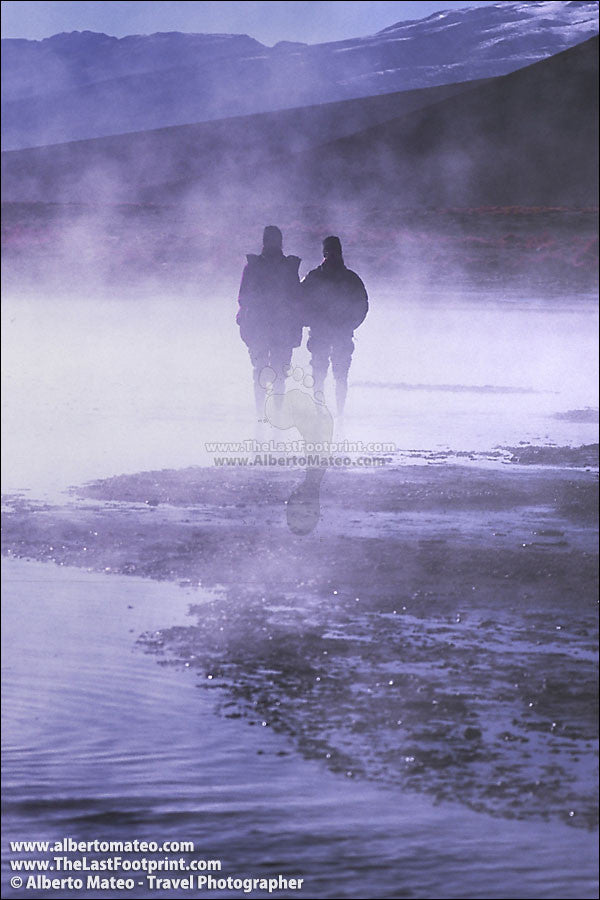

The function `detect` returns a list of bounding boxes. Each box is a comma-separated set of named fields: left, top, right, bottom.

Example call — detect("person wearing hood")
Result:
left=301, top=235, right=368, bottom=417
left=237, top=225, right=302, bottom=416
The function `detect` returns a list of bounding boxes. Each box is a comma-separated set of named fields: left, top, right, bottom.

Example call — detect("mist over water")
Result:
left=2, top=230, right=598, bottom=900
left=2, top=286, right=598, bottom=498
left=2, top=10, right=599, bottom=898
left=3, top=277, right=599, bottom=893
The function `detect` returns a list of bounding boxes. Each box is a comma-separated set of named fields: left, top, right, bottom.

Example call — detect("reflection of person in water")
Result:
left=301, top=236, right=368, bottom=417
left=236, top=226, right=302, bottom=417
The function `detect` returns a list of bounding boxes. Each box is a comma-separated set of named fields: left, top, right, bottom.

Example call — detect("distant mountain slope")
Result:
left=2, top=38, right=597, bottom=210
left=0, top=77, right=487, bottom=203
left=2, top=1, right=598, bottom=148
left=138, top=36, right=598, bottom=209
left=280, top=34, right=599, bottom=207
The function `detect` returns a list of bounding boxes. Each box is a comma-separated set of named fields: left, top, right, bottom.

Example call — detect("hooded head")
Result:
left=262, top=225, right=283, bottom=255
left=323, top=235, right=343, bottom=265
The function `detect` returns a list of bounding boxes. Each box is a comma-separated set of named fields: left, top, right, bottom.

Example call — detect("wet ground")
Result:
left=3, top=460, right=598, bottom=835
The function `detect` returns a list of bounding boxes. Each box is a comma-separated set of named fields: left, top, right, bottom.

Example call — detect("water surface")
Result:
left=2, top=557, right=598, bottom=899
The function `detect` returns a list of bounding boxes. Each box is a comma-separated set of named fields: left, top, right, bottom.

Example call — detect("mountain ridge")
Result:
left=2, top=1, right=597, bottom=149
left=2, top=37, right=597, bottom=210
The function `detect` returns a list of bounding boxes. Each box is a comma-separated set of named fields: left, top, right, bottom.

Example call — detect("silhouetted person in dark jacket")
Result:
left=301, top=235, right=368, bottom=416
left=237, top=226, right=302, bottom=416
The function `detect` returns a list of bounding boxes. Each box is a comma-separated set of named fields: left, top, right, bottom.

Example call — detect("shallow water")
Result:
left=2, top=557, right=598, bottom=899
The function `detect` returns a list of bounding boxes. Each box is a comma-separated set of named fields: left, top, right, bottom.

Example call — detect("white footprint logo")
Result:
left=260, top=366, right=333, bottom=535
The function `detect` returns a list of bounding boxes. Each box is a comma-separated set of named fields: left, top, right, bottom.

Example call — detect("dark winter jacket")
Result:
left=301, top=259, right=368, bottom=334
left=237, top=251, right=302, bottom=348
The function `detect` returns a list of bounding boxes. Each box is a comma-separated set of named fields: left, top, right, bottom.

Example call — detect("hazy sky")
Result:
left=1, top=1, right=500, bottom=45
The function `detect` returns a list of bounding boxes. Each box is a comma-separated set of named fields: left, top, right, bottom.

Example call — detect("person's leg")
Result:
left=268, top=349, right=290, bottom=412
left=248, top=346, right=270, bottom=419
left=307, top=330, right=331, bottom=397
left=331, top=333, right=355, bottom=417
left=335, top=379, right=348, bottom=417
left=268, top=346, right=293, bottom=407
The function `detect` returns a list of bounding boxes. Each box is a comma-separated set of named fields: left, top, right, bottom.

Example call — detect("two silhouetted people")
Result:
left=237, top=228, right=368, bottom=417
